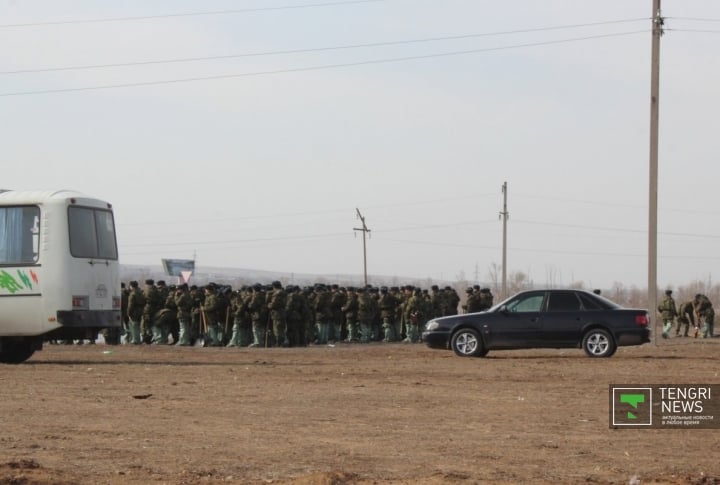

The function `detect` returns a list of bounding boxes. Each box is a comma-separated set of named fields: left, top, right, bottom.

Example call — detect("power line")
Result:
left=0, top=30, right=647, bottom=97
left=0, top=18, right=649, bottom=75
left=667, top=17, right=720, bottom=23
left=0, top=0, right=387, bottom=29
left=666, top=28, right=720, bottom=34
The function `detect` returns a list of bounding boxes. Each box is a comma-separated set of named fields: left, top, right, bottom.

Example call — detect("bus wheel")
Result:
left=0, top=341, right=36, bottom=364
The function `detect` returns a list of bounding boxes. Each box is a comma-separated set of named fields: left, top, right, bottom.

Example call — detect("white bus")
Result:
left=0, top=190, right=121, bottom=363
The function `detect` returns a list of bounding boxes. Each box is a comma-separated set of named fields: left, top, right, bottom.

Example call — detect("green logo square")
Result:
left=611, top=387, right=653, bottom=426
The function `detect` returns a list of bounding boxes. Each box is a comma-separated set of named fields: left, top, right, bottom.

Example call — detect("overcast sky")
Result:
left=2, top=0, right=719, bottom=289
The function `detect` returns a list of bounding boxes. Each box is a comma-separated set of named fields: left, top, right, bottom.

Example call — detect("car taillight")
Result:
left=113, top=296, right=121, bottom=310
left=635, top=314, right=649, bottom=326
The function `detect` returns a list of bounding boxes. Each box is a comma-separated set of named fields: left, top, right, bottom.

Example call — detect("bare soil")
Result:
left=0, top=338, right=718, bottom=485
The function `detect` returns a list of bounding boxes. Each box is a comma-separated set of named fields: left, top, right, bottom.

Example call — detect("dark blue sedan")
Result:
left=422, top=289, right=650, bottom=358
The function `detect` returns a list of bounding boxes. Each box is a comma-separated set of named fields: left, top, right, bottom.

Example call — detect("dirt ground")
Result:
left=0, top=337, right=718, bottom=485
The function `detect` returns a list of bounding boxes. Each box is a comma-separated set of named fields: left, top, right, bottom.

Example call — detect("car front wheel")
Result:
left=582, top=329, right=616, bottom=358
left=451, top=328, right=486, bottom=357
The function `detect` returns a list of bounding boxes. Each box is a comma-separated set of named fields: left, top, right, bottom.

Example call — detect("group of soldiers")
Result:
left=104, top=279, right=495, bottom=348
left=657, top=290, right=715, bottom=339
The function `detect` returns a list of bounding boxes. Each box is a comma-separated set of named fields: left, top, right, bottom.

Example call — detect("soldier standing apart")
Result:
left=658, top=289, right=677, bottom=339
left=126, top=281, right=145, bottom=345
left=267, top=281, right=289, bottom=347
left=693, top=293, right=715, bottom=339
left=676, top=300, right=695, bottom=337
left=174, top=283, right=193, bottom=346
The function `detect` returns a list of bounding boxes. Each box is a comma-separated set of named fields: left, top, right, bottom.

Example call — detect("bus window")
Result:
left=0, top=206, right=40, bottom=264
left=68, top=207, right=118, bottom=260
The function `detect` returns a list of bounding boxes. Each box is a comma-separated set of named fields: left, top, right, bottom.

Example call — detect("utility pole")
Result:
left=354, top=208, right=371, bottom=287
left=500, top=182, right=509, bottom=299
left=648, top=0, right=662, bottom=340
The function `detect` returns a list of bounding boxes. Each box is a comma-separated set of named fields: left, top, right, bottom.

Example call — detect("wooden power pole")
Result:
left=354, top=208, right=371, bottom=287
left=648, top=0, right=662, bottom=339
left=500, top=182, right=509, bottom=299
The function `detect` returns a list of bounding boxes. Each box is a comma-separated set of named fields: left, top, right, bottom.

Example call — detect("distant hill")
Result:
left=120, top=264, right=455, bottom=290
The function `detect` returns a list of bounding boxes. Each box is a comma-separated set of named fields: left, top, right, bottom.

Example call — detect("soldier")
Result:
left=314, top=285, right=332, bottom=344
left=430, top=285, right=445, bottom=319
left=267, top=281, right=289, bottom=347
left=227, top=287, right=251, bottom=347
left=462, top=287, right=482, bottom=313
left=248, top=284, right=267, bottom=347
left=329, top=284, right=346, bottom=343
left=126, top=281, right=145, bottom=345
left=342, top=287, right=359, bottom=342
left=174, top=283, right=193, bottom=346
left=378, top=286, right=398, bottom=342
left=201, top=283, right=223, bottom=346
left=189, top=285, right=204, bottom=345
left=479, top=288, right=494, bottom=311
left=404, top=287, right=425, bottom=343
left=142, top=279, right=162, bottom=344
left=657, top=289, right=677, bottom=339
left=693, top=293, right=715, bottom=339
left=301, top=286, right=315, bottom=346
left=391, top=286, right=404, bottom=340
left=357, top=287, right=375, bottom=343
left=444, top=286, right=460, bottom=316
left=676, top=300, right=695, bottom=337
left=285, top=286, right=304, bottom=347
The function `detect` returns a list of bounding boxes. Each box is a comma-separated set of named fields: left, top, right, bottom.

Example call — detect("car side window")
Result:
left=506, top=294, right=544, bottom=313
left=578, top=293, right=603, bottom=310
left=547, top=292, right=582, bottom=312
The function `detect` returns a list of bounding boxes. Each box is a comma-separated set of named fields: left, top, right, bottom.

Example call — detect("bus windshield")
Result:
left=68, top=206, right=118, bottom=260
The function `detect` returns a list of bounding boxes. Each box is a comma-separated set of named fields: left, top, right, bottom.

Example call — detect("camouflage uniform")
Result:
left=444, top=287, right=460, bottom=316
left=357, top=288, right=375, bottom=343
left=201, top=284, right=223, bottom=346
left=248, top=285, right=268, bottom=347
left=693, top=294, right=715, bottom=339
left=174, top=284, right=193, bottom=346
left=267, top=281, right=289, bottom=347
left=314, top=286, right=332, bottom=344
left=463, top=288, right=482, bottom=313
left=676, top=301, right=695, bottom=337
left=126, top=281, right=145, bottom=344
left=657, top=290, right=677, bottom=339
left=478, top=288, right=494, bottom=311
left=404, top=288, right=424, bottom=343
left=329, top=285, right=346, bottom=342
left=341, top=288, right=359, bottom=342
left=285, top=286, right=304, bottom=347
left=142, top=279, right=162, bottom=345
left=378, top=287, right=397, bottom=342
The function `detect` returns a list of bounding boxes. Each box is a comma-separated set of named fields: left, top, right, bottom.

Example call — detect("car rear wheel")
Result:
left=451, top=328, right=486, bottom=357
left=582, top=329, right=616, bottom=358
